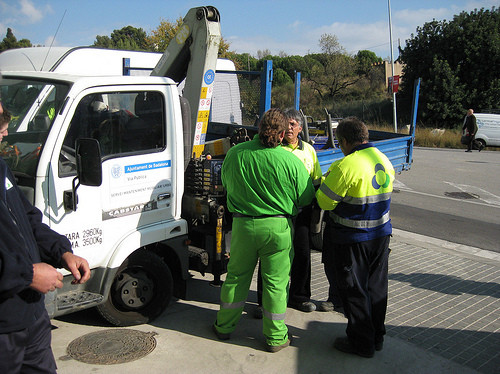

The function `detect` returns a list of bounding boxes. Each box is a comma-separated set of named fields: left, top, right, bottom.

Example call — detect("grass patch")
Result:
left=366, top=124, right=497, bottom=151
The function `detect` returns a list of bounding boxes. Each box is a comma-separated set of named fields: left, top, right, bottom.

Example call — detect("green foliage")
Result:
left=304, top=52, right=359, bottom=101
left=230, top=53, right=259, bottom=71
left=93, top=26, right=148, bottom=51
left=271, top=83, right=295, bottom=109
left=145, top=17, right=183, bottom=52
left=399, top=7, right=500, bottom=127
left=0, top=28, right=32, bottom=52
left=424, top=57, right=465, bottom=127
left=273, top=68, right=293, bottom=86
left=356, top=50, right=382, bottom=75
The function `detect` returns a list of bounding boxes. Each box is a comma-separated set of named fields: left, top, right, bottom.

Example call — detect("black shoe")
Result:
left=375, top=340, right=384, bottom=351
left=253, top=305, right=263, bottom=319
left=318, top=301, right=344, bottom=315
left=267, top=338, right=291, bottom=353
left=212, top=324, right=230, bottom=340
left=318, top=301, right=334, bottom=312
left=334, top=337, right=374, bottom=358
left=289, top=301, right=316, bottom=312
left=465, top=150, right=472, bottom=152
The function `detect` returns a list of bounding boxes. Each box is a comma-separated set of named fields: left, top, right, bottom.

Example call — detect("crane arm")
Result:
left=151, top=6, right=221, bottom=158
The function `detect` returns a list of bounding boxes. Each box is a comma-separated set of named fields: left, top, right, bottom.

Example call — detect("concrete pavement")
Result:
left=51, top=229, right=500, bottom=373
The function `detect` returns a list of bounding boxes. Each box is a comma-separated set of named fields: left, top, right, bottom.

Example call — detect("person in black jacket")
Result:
left=462, top=109, right=483, bottom=152
left=0, top=105, right=91, bottom=373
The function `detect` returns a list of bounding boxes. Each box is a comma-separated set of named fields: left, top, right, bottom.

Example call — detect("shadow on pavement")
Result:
left=386, top=324, right=499, bottom=374
left=389, top=272, right=500, bottom=298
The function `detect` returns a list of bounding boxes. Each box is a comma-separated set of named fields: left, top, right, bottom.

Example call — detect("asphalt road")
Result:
left=391, top=147, right=500, bottom=253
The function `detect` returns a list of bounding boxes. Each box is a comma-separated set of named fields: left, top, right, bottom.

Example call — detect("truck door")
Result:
left=50, top=86, right=174, bottom=268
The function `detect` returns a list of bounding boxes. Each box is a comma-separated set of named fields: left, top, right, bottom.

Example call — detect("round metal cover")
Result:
left=67, top=329, right=157, bottom=365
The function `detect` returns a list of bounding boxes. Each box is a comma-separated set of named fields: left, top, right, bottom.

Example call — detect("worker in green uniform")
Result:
left=316, top=117, right=394, bottom=358
left=253, top=108, right=322, bottom=317
left=213, top=108, right=315, bottom=352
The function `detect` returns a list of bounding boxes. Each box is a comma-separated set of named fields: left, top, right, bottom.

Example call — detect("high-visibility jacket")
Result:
left=282, top=138, right=322, bottom=186
left=316, top=142, right=395, bottom=244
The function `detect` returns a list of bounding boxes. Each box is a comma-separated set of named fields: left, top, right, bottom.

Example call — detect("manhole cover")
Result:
left=67, top=329, right=157, bottom=365
left=444, top=191, right=479, bottom=200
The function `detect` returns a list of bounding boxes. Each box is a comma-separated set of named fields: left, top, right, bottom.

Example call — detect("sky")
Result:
left=0, top=0, right=497, bottom=60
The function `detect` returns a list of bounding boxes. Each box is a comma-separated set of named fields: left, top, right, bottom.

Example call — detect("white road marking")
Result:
left=393, top=179, right=500, bottom=208
left=444, top=181, right=500, bottom=206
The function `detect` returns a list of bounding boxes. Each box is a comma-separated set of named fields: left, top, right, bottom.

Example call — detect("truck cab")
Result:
left=0, top=6, right=228, bottom=326
left=1, top=71, right=193, bottom=324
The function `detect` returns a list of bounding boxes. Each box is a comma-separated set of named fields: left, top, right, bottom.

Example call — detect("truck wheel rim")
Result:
left=114, top=269, right=155, bottom=310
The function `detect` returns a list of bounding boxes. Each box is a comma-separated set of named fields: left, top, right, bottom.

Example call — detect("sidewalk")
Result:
left=51, top=229, right=500, bottom=374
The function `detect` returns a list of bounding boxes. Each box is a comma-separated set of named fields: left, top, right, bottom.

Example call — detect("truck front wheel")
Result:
left=97, top=249, right=173, bottom=326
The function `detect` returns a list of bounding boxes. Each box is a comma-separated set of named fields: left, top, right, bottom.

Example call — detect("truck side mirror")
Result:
left=64, top=138, right=102, bottom=211
left=76, top=138, right=102, bottom=186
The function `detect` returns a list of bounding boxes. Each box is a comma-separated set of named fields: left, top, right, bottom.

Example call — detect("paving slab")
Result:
left=50, top=229, right=499, bottom=374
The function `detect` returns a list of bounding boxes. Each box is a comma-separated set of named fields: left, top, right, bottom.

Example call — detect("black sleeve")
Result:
left=22, top=193, right=72, bottom=268
left=0, top=230, right=34, bottom=299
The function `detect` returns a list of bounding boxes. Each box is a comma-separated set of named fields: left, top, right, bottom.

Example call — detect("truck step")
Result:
left=57, top=291, right=104, bottom=311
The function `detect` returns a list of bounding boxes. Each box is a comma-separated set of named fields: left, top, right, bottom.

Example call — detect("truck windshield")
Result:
left=0, top=77, right=70, bottom=185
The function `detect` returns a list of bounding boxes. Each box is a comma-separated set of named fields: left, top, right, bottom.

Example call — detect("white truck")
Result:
left=0, top=6, right=232, bottom=326
left=0, top=45, right=243, bottom=126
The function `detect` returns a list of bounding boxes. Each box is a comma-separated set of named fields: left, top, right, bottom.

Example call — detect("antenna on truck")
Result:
left=41, top=9, right=67, bottom=71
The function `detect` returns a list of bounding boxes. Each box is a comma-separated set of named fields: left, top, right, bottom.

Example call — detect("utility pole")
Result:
left=388, top=0, right=397, bottom=133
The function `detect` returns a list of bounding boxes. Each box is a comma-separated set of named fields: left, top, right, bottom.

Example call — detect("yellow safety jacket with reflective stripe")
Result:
left=316, top=142, right=395, bottom=244
left=282, top=138, right=322, bottom=186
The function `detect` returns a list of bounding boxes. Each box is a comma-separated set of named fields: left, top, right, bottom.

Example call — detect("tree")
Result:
left=230, top=53, right=258, bottom=71
left=302, top=34, right=359, bottom=104
left=319, top=33, right=343, bottom=55
left=356, top=50, right=382, bottom=75
left=399, top=7, right=500, bottom=127
left=424, top=57, right=465, bottom=127
left=146, top=17, right=184, bottom=52
left=256, top=49, right=272, bottom=60
left=273, top=68, right=293, bottom=86
left=146, top=17, right=231, bottom=57
left=94, top=26, right=148, bottom=51
left=0, top=28, right=32, bottom=52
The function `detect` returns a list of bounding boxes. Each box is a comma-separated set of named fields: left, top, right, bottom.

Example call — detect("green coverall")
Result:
left=214, top=135, right=315, bottom=347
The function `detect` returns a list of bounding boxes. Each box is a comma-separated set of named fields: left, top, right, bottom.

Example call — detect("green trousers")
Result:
left=215, top=216, right=294, bottom=346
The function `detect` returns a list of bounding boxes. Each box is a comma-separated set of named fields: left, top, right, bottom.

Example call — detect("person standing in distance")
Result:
left=316, top=117, right=394, bottom=358
left=213, top=108, right=315, bottom=352
left=462, top=109, right=483, bottom=152
left=0, top=103, right=91, bottom=373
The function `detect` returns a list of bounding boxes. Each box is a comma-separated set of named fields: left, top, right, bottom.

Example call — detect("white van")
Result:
left=0, top=46, right=242, bottom=127
left=474, top=113, right=500, bottom=147
left=0, top=46, right=161, bottom=76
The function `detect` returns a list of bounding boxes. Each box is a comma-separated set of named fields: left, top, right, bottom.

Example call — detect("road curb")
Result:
left=392, top=228, right=500, bottom=263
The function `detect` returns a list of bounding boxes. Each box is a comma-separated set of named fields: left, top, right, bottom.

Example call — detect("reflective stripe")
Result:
left=319, top=183, right=343, bottom=202
left=263, top=308, right=286, bottom=321
left=220, top=300, right=246, bottom=309
left=343, top=192, right=392, bottom=205
left=330, top=211, right=391, bottom=229
left=319, top=184, right=391, bottom=206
